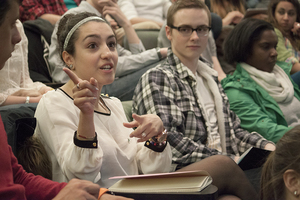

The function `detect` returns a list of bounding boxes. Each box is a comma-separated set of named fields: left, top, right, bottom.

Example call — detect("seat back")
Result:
left=123, top=29, right=160, bottom=50
left=23, top=18, right=54, bottom=83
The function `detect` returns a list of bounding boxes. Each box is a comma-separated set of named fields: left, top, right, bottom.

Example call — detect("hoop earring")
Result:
left=294, top=191, right=298, bottom=197
left=68, top=64, right=74, bottom=70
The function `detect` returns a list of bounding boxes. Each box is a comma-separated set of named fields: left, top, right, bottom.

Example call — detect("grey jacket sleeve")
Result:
left=48, top=23, right=69, bottom=83
left=115, top=48, right=160, bottom=77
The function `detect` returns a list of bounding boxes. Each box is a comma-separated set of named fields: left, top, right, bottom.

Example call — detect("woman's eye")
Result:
left=288, top=11, right=295, bottom=16
left=88, top=43, right=97, bottom=49
left=108, top=41, right=116, bottom=48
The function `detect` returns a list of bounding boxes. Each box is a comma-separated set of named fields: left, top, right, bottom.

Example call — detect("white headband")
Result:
left=63, top=16, right=105, bottom=51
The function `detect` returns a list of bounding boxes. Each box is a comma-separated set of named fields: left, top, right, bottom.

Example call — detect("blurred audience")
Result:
left=210, top=0, right=245, bottom=26
left=118, top=0, right=172, bottom=29
left=19, top=0, right=81, bottom=25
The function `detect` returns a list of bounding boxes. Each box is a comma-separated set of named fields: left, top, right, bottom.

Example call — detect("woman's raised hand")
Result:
left=223, top=11, right=244, bottom=26
left=63, top=68, right=99, bottom=115
left=123, top=113, right=165, bottom=142
left=292, top=22, right=300, bottom=37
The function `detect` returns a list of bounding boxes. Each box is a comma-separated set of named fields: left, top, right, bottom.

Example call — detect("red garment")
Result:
left=19, top=0, right=81, bottom=22
left=0, top=116, right=67, bottom=200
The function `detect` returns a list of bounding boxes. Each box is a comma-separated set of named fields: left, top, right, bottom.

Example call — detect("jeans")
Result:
left=291, top=71, right=300, bottom=89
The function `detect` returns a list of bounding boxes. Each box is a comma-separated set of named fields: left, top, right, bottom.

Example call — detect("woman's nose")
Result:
left=101, top=46, right=112, bottom=59
left=271, top=48, right=278, bottom=57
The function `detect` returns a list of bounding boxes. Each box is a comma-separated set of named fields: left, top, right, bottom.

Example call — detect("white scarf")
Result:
left=241, top=63, right=294, bottom=103
left=196, top=61, right=227, bottom=153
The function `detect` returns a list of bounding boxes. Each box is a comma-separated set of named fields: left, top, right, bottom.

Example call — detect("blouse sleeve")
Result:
left=34, top=91, right=103, bottom=183
left=136, top=138, right=172, bottom=174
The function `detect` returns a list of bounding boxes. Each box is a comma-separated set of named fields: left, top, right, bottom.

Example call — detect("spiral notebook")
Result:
left=108, top=170, right=212, bottom=194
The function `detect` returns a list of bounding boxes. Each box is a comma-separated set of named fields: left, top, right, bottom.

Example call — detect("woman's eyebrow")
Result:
left=108, top=35, right=117, bottom=40
left=83, top=34, right=116, bottom=41
left=83, top=34, right=101, bottom=42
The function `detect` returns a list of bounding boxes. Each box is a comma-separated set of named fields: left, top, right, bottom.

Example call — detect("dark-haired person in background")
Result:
left=222, top=18, right=300, bottom=143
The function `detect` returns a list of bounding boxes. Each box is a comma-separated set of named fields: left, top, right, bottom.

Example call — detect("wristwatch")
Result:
left=156, top=47, right=162, bottom=60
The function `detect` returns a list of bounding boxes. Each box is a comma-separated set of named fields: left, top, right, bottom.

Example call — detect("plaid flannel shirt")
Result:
left=132, top=48, right=270, bottom=168
left=19, top=0, right=81, bottom=22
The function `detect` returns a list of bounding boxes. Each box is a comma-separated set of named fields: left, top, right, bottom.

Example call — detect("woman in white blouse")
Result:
left=34, top=12, right=172, bottom=188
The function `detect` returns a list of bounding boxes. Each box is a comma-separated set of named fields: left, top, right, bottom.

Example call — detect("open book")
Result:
left=108, top=170, right=212, bottom=194
left=238, top=147, right=272, bottom=171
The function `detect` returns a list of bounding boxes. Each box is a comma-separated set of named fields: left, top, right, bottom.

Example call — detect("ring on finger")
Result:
left=298, top=23, right=300, bottom=27
left=141, top=132, right=147, bottom=138
left=76, top=83, right=80, bottom=89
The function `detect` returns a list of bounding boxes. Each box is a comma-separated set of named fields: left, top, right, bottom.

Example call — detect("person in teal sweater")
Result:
left=221, top=18, right=300, bottom=143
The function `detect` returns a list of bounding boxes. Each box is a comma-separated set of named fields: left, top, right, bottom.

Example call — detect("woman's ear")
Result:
left=62, top=51, right=74, bottom=69
left=283, top=169, right=300, bottom=197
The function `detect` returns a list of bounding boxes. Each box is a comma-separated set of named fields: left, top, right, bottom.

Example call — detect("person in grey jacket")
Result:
left=48, top=0, right=167, bottom=100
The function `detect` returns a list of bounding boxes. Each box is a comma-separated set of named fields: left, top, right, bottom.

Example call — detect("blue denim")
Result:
left=291, top=70, right=300, bottom=89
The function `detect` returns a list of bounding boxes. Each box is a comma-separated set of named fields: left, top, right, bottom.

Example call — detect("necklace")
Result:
left=98, top=97, right=110, bottom=113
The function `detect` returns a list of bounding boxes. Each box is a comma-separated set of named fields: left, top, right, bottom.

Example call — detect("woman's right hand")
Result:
left=223, top=11, right=244, bottom=26
left=63, top=68, right=99, bottom=115
left=292, top=22, right=300, bottom=37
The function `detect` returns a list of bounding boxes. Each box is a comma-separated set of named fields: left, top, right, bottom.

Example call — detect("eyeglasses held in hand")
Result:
left=169, top=25, right=211, bottom=37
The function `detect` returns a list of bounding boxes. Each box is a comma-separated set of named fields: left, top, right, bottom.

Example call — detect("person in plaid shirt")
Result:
left=133, top=0, right=275, bottom=172
left=19, top=0, right=81, bottom=24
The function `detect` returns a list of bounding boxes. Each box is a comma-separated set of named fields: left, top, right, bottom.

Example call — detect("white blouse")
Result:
left=0, top=20, right=45, bottom=105
left=34, top=89, right=172, bottom=188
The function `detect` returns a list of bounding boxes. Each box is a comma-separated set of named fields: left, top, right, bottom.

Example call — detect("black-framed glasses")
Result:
left=169, top=25, right=211, bottom=37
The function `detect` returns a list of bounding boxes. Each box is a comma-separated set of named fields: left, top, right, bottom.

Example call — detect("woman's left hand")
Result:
left=292, top=22, right=300, bottom=36
left=123, top=113, right=164, bottom=142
